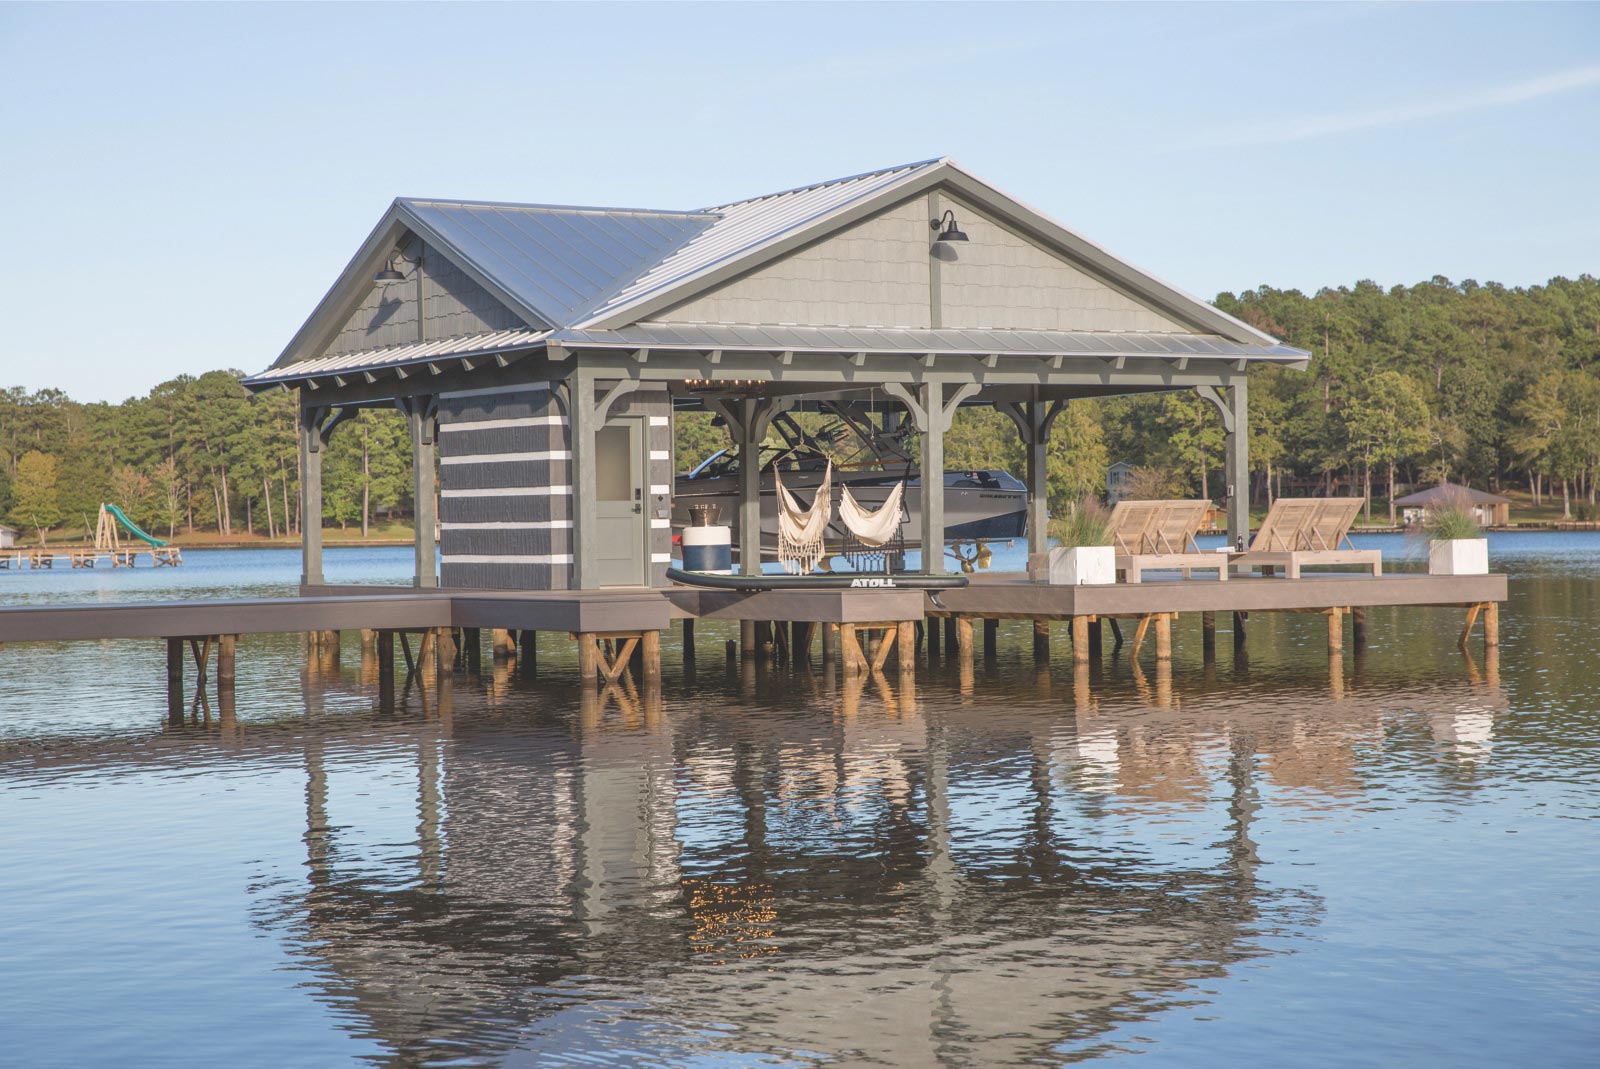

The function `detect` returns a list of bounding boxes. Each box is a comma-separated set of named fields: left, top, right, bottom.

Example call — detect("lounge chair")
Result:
left=1109, top=499, right=1228, bottom=583
left=1230, top=498, right=1381, bottom=578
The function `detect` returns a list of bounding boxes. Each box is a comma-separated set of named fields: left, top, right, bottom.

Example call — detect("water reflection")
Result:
left=202, top=654, right=1508, bottom=1068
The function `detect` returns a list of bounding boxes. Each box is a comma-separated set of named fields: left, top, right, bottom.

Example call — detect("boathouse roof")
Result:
left=1393, top=482, right=1512, bottom=506
left=246, top=158, right=1308, bottom=391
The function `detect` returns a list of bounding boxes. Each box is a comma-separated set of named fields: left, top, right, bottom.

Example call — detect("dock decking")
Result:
left=0, top=570, right=1508, bottom=707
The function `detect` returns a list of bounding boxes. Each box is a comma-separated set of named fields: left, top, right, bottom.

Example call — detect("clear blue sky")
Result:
left=2, top=1, right=1595, bottom=402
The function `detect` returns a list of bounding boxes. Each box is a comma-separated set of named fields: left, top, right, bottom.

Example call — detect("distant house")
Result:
left=1106, top=462, right=1135, bottom=505
left=1394, top=483, right=1511, bottom=527
left=0, top=524, right=15, bottom=549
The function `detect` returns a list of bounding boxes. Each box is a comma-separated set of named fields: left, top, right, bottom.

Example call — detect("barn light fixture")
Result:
left=931, top=210, right=969, bottom=242
left=374, top=260, right=406, bottom=282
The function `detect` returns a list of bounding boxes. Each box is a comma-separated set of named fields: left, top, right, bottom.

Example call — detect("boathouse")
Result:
left=245, top=159, right=1309, bottom=591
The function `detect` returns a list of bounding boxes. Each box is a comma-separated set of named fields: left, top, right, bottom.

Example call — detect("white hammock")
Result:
left=839, top=481, right=906, bottom=547
left=774, top=462, right=832, bottom=574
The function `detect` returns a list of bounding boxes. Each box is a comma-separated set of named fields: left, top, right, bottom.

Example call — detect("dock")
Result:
left=0, top=568, right=1507, bottom=714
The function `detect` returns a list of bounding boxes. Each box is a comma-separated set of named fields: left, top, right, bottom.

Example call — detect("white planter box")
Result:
left=1429, top=537, right=1488, bottom=575
left=1048, top=545, right=1116, bottom=586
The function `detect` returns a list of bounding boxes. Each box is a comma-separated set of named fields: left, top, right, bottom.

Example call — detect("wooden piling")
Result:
left=1071, top=615, right=1089, bottom=665
left=682, top=619, right=695, bottom=664
left=376, top=630, right=394, bottom=705
left=1326, top=606, right=1345, bottom=654
left=943, top=616, right=956, bottom=655
left=1033, top=620, right=1050, bottom=663
left=982, top=618, right=998, bottom=661
left=955, top=617, right=974, bottom=667
left=841, top=623, right=864, bottom=675
left=167, top=637, right=184, bottom=712
left=578, top=633, right=599, bottom=682
left=1232, top=610, right=1248, bottom=651
left=1155, top=613, right=1173, bottom=662
left=1201, top=611, right=1216, bottom=660
left=927, top=615, right=942, bottom=659
left=741, top=620, right=757, bottom=661
left=519, top=629, right=537, bottom=677
left=1087, top=618, right=1102, bottom=659
left=642, top=629, right=661, bottom=687
left=822, top=622, right=838, bottom=667
left=218, top=634, right=236, bottom=700
left=1484, top=602, right=1499, bottom=648
left=897, top=621, right=916, bottom=678
left=463, top=627, right=481, bottom=672
left=1351, top=608, right=1367, bottom=650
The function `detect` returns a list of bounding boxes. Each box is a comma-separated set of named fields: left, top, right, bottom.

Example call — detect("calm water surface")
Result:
left=1, top=535, right=1597, bottom=1067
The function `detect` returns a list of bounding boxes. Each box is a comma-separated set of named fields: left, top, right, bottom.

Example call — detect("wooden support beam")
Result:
left=1201, top=611, right=1216, bottom=660
left=927, top=615, right=942, bottom=659
left=1087, top=618, right=1102, bottom=659
left=519, top=628, right=537, bottom=677
left=983, top=617, right=998, bottom=660
left=1033, top=619, right=1050, bottom=663
left=682, top=619, right=695, bottom=664
left=463, top=627, right=481, bottom=672
left=955, top=616, right=974, bottom=666
left=1072, top=615, right=1089, bottom=666
left=1459, top=603, right=1483, bottom=650
left=1130, top=615, right=1153, bottom=660
left=167, top=637, right=184, bottom=713
left=1351, top=607, right=1367, bottom=650
left=943, top=616, right=956, bottom=655
left=1484, top=602, right=1499, bottom=648
left=870, top=626, right=898, bottom=675
left=1232, top=610, right=1247, bottom=650
left=822, top=621, right=838, bottom=666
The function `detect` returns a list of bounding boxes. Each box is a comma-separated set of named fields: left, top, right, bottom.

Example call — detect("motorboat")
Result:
left=673, top=403, right=1027, bottom=555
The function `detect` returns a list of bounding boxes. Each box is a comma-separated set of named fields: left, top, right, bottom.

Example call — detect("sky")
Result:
left=1, top=1, right=1596, bottom=403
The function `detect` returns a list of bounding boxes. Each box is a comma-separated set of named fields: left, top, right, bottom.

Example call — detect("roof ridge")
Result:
left=396, top=196, right=716, bottom=220
left=701, top=157, right=947, bottom=211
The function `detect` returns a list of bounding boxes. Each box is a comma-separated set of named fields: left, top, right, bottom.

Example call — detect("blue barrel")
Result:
left=681, top=525, right=733, bottom=573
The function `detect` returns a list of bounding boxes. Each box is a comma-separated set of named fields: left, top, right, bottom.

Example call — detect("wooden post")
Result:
left=578, top=633, right=599, bottom=682
left=436, top=627, right=458, bottom=670
left=793, top=621, right=814, bottom=664
left=1088, top=618, right=1102, bottom=659
left=841, top=623, right=863, bottom=675
left=377, top=630, right=394, bottom=706
left=741, top=619, right=756, bottom=661
left=1459, top=603, right=1483, bottom=650
left=463, top=627, right=481, bottom=672
left=897, top=620, right=916, bottom=678
left=360, top=628, right=376, bottom=651
left=955, top=616, right=974, bottom=667
left=1351, top=608, right=1367, bottom=650
left=1326, top=606, right=1344, bottom=654
left=943, top=616, right=956, bottom=654
left=217, top=634, right=237, bottom=701
left=1155, top=613, right=1173, bottom=662
left=519, top=629, right=537, bottom=678
left=166, top=637, right=184, bottom=713
left=822, top=622, right=838, bottom=667
left=642, top=629, right=662, bottom=687
left=755, top=620, right=773, bottom=663
left=1033, top=619, right=1050, bottom=663
left=928, top=615, right=942, bottom=659
left=491, top=628, right=515, bottom=659
left=1232, top=610, right=1247, bottom=651
left=1201, top=611, right=1216, bottom=660
left=1484, top=602, right=1499, bottom=649
left=1072, top=615, right=1089, bottom=666
left=300, top=407, right=324, bottom=587
left=682, top=619, right=696, bottom=664
left=983, top=618, right=998, bottom=660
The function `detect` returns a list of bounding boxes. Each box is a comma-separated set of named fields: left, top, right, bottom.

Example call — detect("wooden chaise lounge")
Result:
left=1230, top=498, right=1381, bottom=579
left=1110, top=499, right=1227, bottom=583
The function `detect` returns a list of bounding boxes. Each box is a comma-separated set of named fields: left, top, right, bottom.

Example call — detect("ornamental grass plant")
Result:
left=1422, top=488, right=1483, bottom=541
left=1056, top=495, right=1113, bottom=548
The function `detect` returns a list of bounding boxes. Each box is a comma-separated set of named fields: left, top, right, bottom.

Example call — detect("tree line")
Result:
left=2, top=275, right=1597, bottom=542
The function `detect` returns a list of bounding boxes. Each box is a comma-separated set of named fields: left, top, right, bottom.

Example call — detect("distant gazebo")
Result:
left=1394, top=483, right=1511, bottom=527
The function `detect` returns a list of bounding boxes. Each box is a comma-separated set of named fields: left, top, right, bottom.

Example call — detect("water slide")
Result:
left=103, top=503, right=168, bottom=547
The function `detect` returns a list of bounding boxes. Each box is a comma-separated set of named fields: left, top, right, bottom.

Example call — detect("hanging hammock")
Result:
left=839, top=481, right=906, bottom=547
left=774, top=462, right=832, bottom=574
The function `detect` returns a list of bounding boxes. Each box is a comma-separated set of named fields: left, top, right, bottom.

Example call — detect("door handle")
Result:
left=632, top=503, right=642, bottom=514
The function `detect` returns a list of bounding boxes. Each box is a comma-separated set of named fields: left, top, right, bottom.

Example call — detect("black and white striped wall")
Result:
left=436, top=381, right=673, bottom=590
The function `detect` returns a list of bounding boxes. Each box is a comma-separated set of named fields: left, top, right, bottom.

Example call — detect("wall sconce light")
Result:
left=930, top=209, right=969, bottom=242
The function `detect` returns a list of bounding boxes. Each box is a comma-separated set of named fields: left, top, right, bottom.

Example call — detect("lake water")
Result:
left=2, top=534, right=1598, bottom=1067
